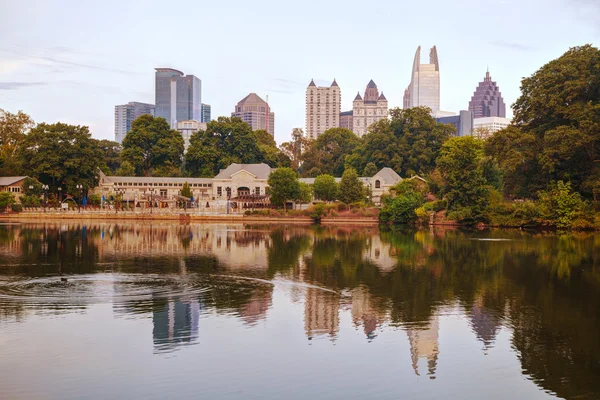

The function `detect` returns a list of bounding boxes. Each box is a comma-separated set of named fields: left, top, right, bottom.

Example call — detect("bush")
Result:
left=11, top=204, right=23, bottom=212
left=537, top=181, right=592, bottom=229
left=379, top=191, right=426, bottom=225
left=20, top=195, right=41, bottom=207
left=309, top=203, right=326, bottom=221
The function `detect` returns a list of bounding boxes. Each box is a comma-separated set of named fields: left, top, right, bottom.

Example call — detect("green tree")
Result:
left=300, top=127, right=360, bottom=177
left=185, top=116, right=266, bottom=177
left=0, top=192, right=16, bottom=211
left=121, top=115, right=184, bottom=177
left=96, top=139, right=122, bottom=173
left=338, top=168, right=364, bottom=204
left=255, top=129, right=291, bottom=168
left=378, top=181, right=426, bottom=225
left=115, top=160, right=135, bottom=176
left=437, top=136, right=491, bottom=223
left=347, top=107, right=454, bottom=177
left=280, top=128, right=308, bottom=171
left=296, top=182, right=313, bottom=205
left=313, top=174, right=338, bottom=201
left=0, top=109, right=34, bottom=176
left=363, top=162, right=378, bottom=177
left=19, top=123, right=103, bottom=193
left=268, top=167, right=300, bottom=211
left=537, top=181, right=591, bottom=228
left=181, top=182, right=193, bottom=198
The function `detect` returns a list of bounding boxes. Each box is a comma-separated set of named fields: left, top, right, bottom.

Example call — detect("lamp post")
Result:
left=149, top=187, right=155, bottom=214
left=367, top=182, right=372, bottom=204
left=42, top=184, right=49, bottom=212
left=58, top=187, right=62, bottom=210
left=76, top=184, right=83, bottom=213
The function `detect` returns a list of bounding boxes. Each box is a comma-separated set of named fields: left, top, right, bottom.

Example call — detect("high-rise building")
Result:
left=468, top=70, right=506, bottom=118
left=154, top=68, right=201, bottom=128
left=176, top=120, right=208, bottom=151
left=339, top=111, right=353, bottom=131
left=404, top=46, right=440, bottom=113
left=473, top=116, right=511, bottom=137
left=232, top=93, right=274, bottom=136
left=305, top=79, right=341, bottom=140
left=201, top=103, right=211, bottom=123
left=352, top=80, right=388, bottom=137
left=114, top=101, right=155, bottom=143
left=436, top=110, right=474, bottom=137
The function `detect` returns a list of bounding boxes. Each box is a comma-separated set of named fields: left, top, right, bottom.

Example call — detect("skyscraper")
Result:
left=114, top=101, right=155, bottom=143
left=305, top=79, right=341, bottom=139
left=232, top=93, right=274, bottom=136
left=352, top=80, right=388, bottom=137
left=404, top=46, right=440, bottom=113
left=201, top=103, right=211, bottom=123
left=468, top=70, right=506, bottom=118
left=154, top=68, right=201, bottom=128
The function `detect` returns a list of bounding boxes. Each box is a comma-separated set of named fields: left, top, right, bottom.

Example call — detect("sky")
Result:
left=0, top=0, right=598, bottom=145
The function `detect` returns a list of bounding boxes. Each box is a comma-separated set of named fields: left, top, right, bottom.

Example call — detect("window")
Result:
left=255, top=187, right=260, bottom=195
left=375, top=180, right=381, bottom=189
left=217, top=186, right=222, bottom=197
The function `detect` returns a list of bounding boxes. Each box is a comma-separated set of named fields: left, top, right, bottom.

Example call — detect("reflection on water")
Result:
left=0, top=222, right=599, bottom=399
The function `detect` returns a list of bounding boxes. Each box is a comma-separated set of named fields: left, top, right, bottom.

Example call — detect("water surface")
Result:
left=0, top=222, right=599, bottom=399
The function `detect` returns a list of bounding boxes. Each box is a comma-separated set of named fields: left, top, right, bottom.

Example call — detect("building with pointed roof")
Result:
left=232, top=93, right=275, bottom=136
left=468, top=70, right=506, bottom=119
left=403, top=46, right=440, bottom=113
left=305, top=79, right=341, bottom=139
left=352, top=80, right=388, bottom=137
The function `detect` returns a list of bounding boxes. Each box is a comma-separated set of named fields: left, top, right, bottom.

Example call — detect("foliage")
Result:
left=121, top=115, right=184, bottom=177
left=21, top=177, right=42, bottom=196
left=437, top=136, right=491, bottom=224
left=313, top=174, right=338, bottom=201
left=0, top=192, right=16, bottom=210
left=346, top=107, right=454, bottom=177
left=379, top=182, right=426, bottom=225
left=19, top=122, right=103, bottom=194
left=536, top=181, right=592, bottom=229
left=88, top=193, right=101, bottom=207
left=97, top=139, right=122, bottom=173
left=11, top=203, right=23, bottom=212
left=280, top=128, right=309, bottom=171
left=363, top=162, right=378, bottom=177
left=309, top=203, right=327, bottom=221
left=337, top=168, right=364, bottom=204
left=296, top=182, right=313, bottom=204
left=152, top=163, right=182, bottom=177
left=186, top=117, right=269, bottom=177
left=115, top=160, right=135, bottom=176
left=267, top=167, right=300, bottom=211
left=300, top=128, right=360, bottom=177
left=181, top=182, right=193, bottom=199
left=0, top=109, right=34, bottom=175
left=255, top=129, right=291, bottom=168
left=20, top=195, right=41, bottom=207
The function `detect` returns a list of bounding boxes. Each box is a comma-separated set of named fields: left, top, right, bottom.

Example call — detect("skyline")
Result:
left=1, top=0, right=599, bottom=145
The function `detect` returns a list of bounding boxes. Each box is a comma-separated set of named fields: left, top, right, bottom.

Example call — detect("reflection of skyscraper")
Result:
left=351, top=286, right=386, bottom=340
left=403, top=46, right=440, bottom=113
left=240, top=288, right=273, bottom=325
left=470, top=303, right=502, bottom=351
left=406, top=316, right=439, bottom=378
left=304, top=288, right=339, bottom=340
left=152, top=298, right=201, bottom=353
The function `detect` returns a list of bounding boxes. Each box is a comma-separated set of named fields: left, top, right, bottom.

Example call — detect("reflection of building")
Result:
left=470, top=303, right=502, bottom=351
left=305, top=79, right=341, bottom=140
left=240, top=289, right=273, bottom=325
left=407, top=316, right=439, bottom=378
left=363, top=234, right=397, bottom=272
left=153, top=298, right=201, bottom=352
left=155, top=68, right=201, bottom=128
left=304, top=288, right=339, bottom=339
left=404, top=46, right=440, bottom=113
left=351, top=286, right=386, bottom=339
left=232, top=93, right=275, bottom=136
left=114, top=101, right=155, bottom=143
left=352, top=80, right=388, bottom=137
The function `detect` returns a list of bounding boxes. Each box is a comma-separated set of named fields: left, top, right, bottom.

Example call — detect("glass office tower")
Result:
left=155, top=68, right=201, bottom=128
left=404, top=46, right=440, bottom=113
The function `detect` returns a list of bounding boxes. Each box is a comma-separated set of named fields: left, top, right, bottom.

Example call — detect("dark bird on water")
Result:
left=60, top=277, right=68, bottom=283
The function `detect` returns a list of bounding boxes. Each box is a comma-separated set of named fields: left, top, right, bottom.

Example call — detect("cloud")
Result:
left=0, top=48, right=138, bottom=75
left=489, top=41, right=534, bottom=51
left=0, top=81, right=47, bottom=90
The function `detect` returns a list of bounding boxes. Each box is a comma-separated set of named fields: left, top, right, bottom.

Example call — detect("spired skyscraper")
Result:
left=468, top=69, right=506, bottom=118
left=403, top=46, right=440, bottom=113
left=154, top=68, right=201, bottom=128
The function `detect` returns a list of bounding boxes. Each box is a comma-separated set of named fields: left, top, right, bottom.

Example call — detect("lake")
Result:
left=0, top=221, right=598, bottom=399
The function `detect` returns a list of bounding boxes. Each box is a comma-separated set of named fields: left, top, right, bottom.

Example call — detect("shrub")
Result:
left=20, top=195, right=41, bottom=207
left=379, top=191, right=426, bottom=225
left=537, top=181, right=592, bottom=229
left=11, top=204, right=23, bottom=212
left=309, top=203, right=326, bottom=221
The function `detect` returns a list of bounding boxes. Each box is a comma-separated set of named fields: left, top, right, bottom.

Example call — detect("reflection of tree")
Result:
left=266, top=229, right=310, bottom=278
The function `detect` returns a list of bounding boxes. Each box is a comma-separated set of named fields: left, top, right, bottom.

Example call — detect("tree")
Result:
left=96, top=139, right=122, bottom=173
left=363, top=162, right=378, bottom=177
left=116, top=161, right=135, bottom=176
left=296, top=182, right=313, bottom=206
left=181, top=182, right=193, bottom=199
left=300, top=127, right=360, bottom=177
left=280, top=128, right=309, bottom=171
left=185, top=116, right=266, bottom=177
left=121, top=115, right=184, bottom=177
left=347, top=107, right=454, bottom=177
left=0, top=109, right=34, bottom=176
left=338, top=168, right=364, bottom=204
left=536, top=181, right=591, bottom=228
left=19, top=122, right=103, bottom=194
left=255, top=129, right=290, bottom=168
left=313, top=174, right=338, bottom=201
left=437, top=136, right=491, bottom=223
left=379, top=181, right=426, bottom=225
left=267, top=167, right=300, bottom=211
left=0, top=192, right=16, bottom=212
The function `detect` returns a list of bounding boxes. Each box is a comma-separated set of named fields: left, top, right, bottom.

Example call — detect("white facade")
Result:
left=176, top=120, right=207, bottom=151
left=473, top=116, right=511, bottom=137
left=352, top=80, right=388, bottom=137
left=305, top=79, right=341, bottom=140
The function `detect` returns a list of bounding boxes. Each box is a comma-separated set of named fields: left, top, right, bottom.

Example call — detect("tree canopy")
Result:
left=338, top=168, right=364, bottom=204
left=267, top=167, right=300, bottom=211
left=300, top=127, right=360, bottom=177
left=0, top=109, right=34, bottom=176
left=313, top=174, right=338, bottom=201
left=280, top=128, right=308, bottom=171
left=121, top=114, right=184, bottom=177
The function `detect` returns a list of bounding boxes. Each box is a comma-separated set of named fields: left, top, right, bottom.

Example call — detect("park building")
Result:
left=0, top=176, right=28, bottom=200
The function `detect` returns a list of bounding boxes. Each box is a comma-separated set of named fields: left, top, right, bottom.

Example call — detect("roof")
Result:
left=367, top=79, right=377, bottom=88
left=102, top=176, right=213, bottom=184
left=0, top=176, right=28, bottom=186
left=378, top=92, right=387, bottom=100
left=340, top=110, right=353, bottom=116
left=373, top=168, right=402, bottom=184
left=214, top=163, right=272, bottom=180
left=354, top=92, right=363, bottom=101
left=308, top=79, right=316, bottom=87
left=236, top=93, right=267, bottom=106
left=154, top=68, right=184, bottom=76
left=331, top=79, right=338, bottom=87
